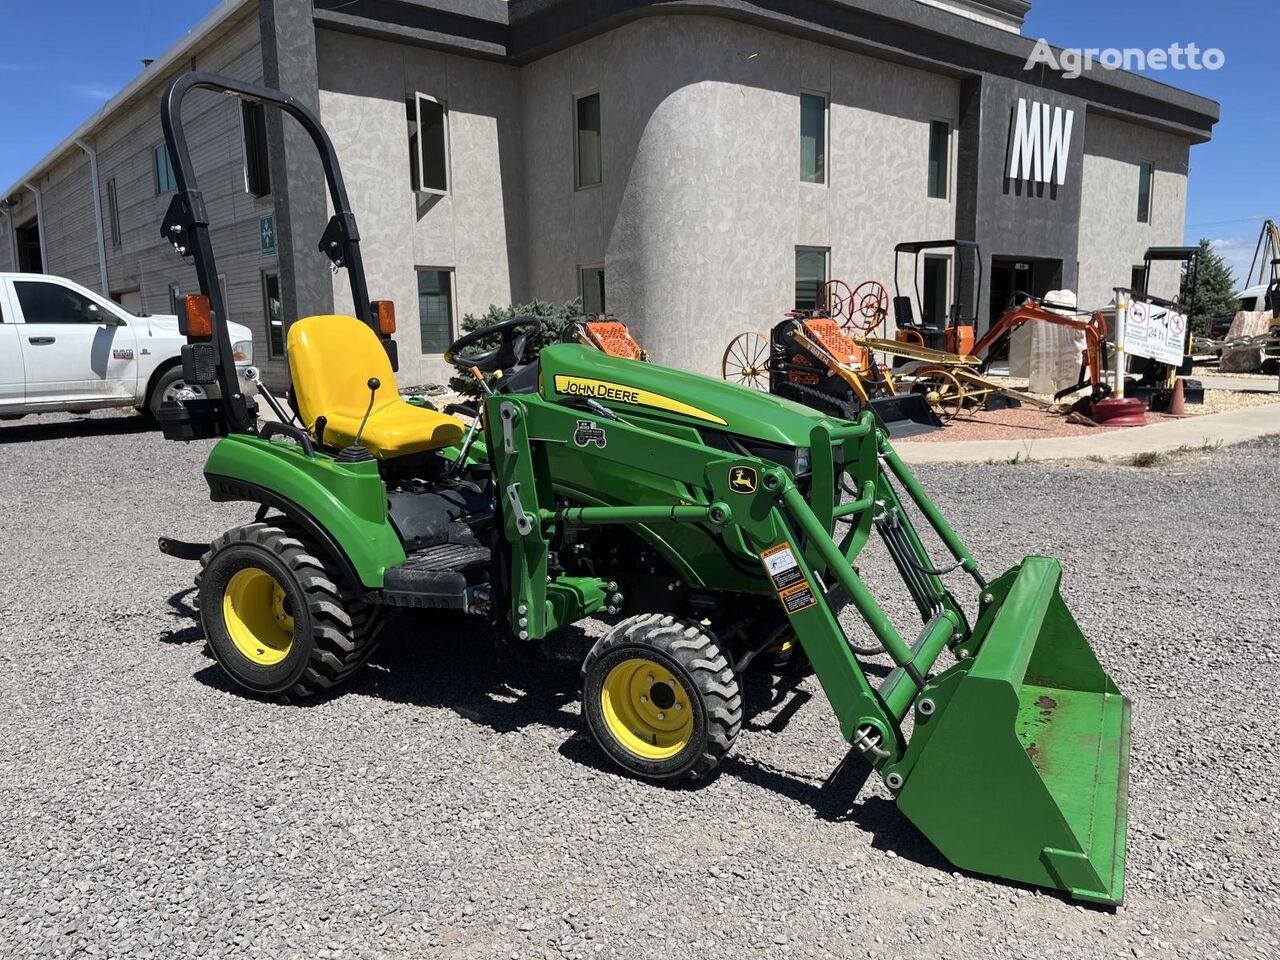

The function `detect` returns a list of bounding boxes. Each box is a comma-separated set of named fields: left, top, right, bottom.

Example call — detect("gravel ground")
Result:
left=1, top=411, right=1277, bottom=960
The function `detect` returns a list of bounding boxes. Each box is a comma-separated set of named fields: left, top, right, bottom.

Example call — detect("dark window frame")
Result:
left=575, top=91, right=602, bottom=190
left=922, top=255, right=951, bottom=329
left=241, top=101, right=272, bottom=198
left=262, top=271, right=284, bottom=358
left=416, top=267, right=456, bottom=355
left=928, top=119, right=951, bottom=200
left=154, top=144, right=176, bottom=195
left=579, top=264, right=606, bottom=315
left=1137, top=161, right=1154, bottom=224
left=407, top=93, right=449, bottom=195
left=794, top=246, right=830, bottom=311
left=800, top=91, right=828, bottom=185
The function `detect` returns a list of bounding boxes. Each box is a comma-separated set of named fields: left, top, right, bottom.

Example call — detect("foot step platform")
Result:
left=383, top=543, right=492, bottom=609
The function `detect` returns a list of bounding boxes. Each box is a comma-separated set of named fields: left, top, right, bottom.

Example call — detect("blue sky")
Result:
left=1, top=0, right=1274, bottom=287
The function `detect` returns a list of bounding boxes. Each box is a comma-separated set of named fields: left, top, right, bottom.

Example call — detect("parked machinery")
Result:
left=722, top=281, right=943, bottom=437
left=1122, top=246, right=1204, bottom=411
left=155, top=72, right=1132, bottom=907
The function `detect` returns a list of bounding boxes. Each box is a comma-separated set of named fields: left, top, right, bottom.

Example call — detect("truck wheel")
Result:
left=196, top=522, right=383, bottom=698
left=581, top=614, right=741, bottom=783
left=145, top=365, right=207, bottom=421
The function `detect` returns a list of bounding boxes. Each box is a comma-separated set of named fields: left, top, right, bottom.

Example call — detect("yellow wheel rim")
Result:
left=600, top=658, right=695, bottom=761
left=223, top=568, right=295, bottom=666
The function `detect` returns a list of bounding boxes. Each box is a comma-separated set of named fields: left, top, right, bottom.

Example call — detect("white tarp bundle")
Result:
left=1028, top=290, right=1087, bottom=396
left=1219, top=311, right=1272, bottom=373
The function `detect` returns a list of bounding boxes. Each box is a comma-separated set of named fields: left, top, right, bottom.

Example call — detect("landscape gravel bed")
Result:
left=1, top=411, right=1276, bottom=960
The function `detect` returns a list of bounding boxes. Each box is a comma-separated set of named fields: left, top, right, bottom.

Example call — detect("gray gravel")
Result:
left=1, top=410, right=1277, bottom=960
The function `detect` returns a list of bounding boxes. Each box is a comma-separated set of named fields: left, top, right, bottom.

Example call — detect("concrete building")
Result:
left=0, top=0, right=1218, bottom=388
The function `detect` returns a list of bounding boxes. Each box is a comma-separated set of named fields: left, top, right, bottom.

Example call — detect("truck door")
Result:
left=12, top=277, right=138, bottom=405
left=0, top=282, right=25, bottom=406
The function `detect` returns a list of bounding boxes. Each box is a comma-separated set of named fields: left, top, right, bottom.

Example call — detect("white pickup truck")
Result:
left=0, top=273, right=253, bottom=422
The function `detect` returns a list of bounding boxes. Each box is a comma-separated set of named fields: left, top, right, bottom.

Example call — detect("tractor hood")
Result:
left=539, top=344, right=831, bottom=447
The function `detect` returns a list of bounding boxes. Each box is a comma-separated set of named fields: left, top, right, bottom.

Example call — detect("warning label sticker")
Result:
left=779, top=582, right=818, bottom=614
left=760, top=542, right=817, bottom=614
left=760, top=543, right=804, bottom=591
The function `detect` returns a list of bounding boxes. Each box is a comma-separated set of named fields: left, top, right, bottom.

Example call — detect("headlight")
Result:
left=231, top=340, right=254, bottom=364
left=793, top=447, right=811, bottom=477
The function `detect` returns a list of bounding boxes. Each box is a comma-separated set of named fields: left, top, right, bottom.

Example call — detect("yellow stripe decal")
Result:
left=553, top=375, right=728, bottom=425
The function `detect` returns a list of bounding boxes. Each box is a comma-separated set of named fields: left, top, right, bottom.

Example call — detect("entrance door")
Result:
left=989, top=260, right=1033, bottom=327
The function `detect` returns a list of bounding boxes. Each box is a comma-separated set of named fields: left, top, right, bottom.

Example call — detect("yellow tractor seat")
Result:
left=287, top=314, right=465, bottom=459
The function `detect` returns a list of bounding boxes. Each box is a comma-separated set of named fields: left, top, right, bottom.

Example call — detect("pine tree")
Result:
left=1180, top=238, right=1238, bottom=336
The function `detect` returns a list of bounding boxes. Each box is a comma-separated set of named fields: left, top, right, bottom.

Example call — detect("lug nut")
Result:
left=640, top=695, right=648, bottom=703
left=657, top=712, right=665, bottom=720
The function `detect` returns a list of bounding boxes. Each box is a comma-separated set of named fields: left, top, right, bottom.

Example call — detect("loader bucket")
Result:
left=895, top=557, right=1130, bottom=904
left=865, top=393, right=943, bottom=439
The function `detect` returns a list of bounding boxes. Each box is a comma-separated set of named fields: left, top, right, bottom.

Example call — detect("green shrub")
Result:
left=447, top=297, right=584, bottom=395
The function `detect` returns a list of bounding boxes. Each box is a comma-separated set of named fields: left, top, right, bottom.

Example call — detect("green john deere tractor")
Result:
left=156, top=72, right=1131, bottom=905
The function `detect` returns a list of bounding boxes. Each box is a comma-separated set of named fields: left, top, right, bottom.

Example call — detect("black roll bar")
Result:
left=158, top=71, right=381, bottom=434
left=892, top=239, right=983, bottom=327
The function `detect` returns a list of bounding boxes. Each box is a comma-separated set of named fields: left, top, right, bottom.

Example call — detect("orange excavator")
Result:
left=888, top=240, right=1112, bottom=406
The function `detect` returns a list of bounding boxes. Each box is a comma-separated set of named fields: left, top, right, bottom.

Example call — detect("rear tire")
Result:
left=581, top=614, right=741, bottom=783
left=146, top=364, right=208, bottom=421
left=197, top=522, right=383, bottom=698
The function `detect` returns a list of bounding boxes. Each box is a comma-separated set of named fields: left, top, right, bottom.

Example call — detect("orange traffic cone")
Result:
left=1169, top=377, right=1187, bottom=416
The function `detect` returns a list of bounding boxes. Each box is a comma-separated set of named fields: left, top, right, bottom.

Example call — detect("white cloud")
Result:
left=1207, top=235, right=1266, bottom=290
left=66, top=82, right=117, bottom=102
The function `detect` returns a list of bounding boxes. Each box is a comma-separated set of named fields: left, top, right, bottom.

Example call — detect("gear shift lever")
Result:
left=338, top=377, right=380, bottom=462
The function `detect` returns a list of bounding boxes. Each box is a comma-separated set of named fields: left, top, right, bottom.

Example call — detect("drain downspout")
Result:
left=21, top=181, right=48, bottom=274
left=1, top=202, right=16, bottom=272
left=74, top=139, right=110, bottom=295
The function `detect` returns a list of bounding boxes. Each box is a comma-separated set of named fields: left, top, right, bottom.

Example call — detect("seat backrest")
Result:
left=288, top=315, right=398, bottom=428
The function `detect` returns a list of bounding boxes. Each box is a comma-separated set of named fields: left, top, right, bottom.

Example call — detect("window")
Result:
left=1137, top=162, right=1154, bottom=223
left=263, top=272, right=284, bottom=357
left=107, top=178, right=121, bottom=247
left=1130, top=265, right=1147, bottom=295
left=1238, top=295, right=1259, bottom=312
left=794, top=247, right=829, bottom=310
left=417, top=268, right=454, bottom=354
left=15, top=280, right=107, bottom=324
left=242, top=101, right=271, bottom=197
left=800, top=92, right=826, bottom=184
left=408, top=94, right=449, bottom=194
left=922, top=256, right=949, bottom=328
left=575, top=92, right=601, bottom=189
left=580, top=265, right=606, bottom=315
left=154, top=144, right=176, bottom=195
left=928, top=120, right=950, bottom=199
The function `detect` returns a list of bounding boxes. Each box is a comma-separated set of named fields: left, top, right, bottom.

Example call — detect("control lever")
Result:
left=353, top=377, right=380, bottom=448
left=449, top=368, right=491, bottom=473
left=336, top=377, right=380, bottom=462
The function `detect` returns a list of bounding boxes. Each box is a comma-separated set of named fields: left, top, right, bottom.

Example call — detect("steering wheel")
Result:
left=445, top=315, right=544, bottom=373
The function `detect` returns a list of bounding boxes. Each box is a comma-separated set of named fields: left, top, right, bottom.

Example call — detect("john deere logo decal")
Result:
left=729, top=466, right=758, bottom=494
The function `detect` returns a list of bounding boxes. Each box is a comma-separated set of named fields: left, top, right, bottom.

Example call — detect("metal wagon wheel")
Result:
left=848, top=280, right=890, bottom=335
left=818, top=279, right=856, bottom=327
left=913, top=367, right=967, bottom=422
left=721, top=332, right=771, bottom=391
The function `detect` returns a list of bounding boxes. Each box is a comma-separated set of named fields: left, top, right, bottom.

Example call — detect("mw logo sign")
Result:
left=1007, top=98, right=1075, bottom=187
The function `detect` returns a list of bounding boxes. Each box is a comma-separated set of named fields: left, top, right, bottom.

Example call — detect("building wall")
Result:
left=521, top=16, right=959, bottom=376
left=1, top=10, right=276, bottom=376
left=315, top=27, right=526, bottom=387
left=1077, top=112, right=1190, bottom=309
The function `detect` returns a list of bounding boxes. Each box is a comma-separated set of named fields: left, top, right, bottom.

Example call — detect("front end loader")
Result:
left=156, top=72, right=1132, bottom=905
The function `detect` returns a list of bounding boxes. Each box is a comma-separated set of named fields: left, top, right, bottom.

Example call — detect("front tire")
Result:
left=146, top=365, right=208, bottom=421
left=197, top=522, right=383, bottom=698
left=582, top=614, right=742, bottom=783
